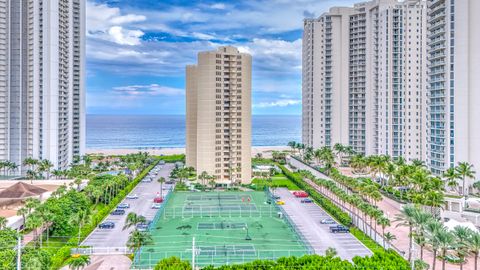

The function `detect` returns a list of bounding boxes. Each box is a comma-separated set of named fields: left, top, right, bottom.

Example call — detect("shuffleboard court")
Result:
left=132, top=191, right=311, bottom=268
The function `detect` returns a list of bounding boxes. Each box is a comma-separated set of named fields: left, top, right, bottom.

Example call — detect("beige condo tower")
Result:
left=186, top=46, right=252, bottom=185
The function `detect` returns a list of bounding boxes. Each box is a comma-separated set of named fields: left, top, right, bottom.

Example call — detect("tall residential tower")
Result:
left=186, top=46, right=252, bottom=185
left=302, top=0, right=427, bottom=161
left=427, top=0, right=480, bottom=176
left=0, top=0, right=85, bottom=173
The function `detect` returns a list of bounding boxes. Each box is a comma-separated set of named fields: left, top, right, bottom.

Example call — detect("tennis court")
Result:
left=132, top=191, right=311, bottom=268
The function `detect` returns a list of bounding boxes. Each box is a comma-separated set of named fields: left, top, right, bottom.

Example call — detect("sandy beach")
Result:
left=86, top=146, right=290, bottom=158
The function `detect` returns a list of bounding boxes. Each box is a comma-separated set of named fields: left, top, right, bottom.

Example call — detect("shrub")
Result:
left=154, top=257, right=191, bottom=270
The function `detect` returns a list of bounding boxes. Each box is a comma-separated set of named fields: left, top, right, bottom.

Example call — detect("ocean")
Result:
left=86, top=115, right=301, bottom=149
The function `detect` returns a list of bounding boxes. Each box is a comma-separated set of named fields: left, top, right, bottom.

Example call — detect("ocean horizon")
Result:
left=87, top=114, right=301, bottom=149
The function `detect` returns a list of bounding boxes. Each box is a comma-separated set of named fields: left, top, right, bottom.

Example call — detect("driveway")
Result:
left=82, top=163, right=175, bottom=248
left=276, top=188, right=372, bottom=260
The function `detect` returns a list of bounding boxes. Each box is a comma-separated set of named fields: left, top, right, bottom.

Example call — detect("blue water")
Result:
left=86, top=115, right=301, bottom=149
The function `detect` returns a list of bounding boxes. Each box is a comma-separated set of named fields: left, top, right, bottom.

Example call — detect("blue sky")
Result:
left=86, top=0, right=357, bottom=115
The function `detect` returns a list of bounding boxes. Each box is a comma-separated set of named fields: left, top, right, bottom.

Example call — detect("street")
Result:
left=82, top=163, right=175, bottom=248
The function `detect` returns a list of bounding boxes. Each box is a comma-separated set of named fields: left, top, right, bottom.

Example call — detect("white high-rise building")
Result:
left=302, top=0, right=428, bottom=161
left=186, top=46, right=252, bottom=185
left=427, top=0, right=480, bottom=176
left=0, top=0, right=85, bottom=173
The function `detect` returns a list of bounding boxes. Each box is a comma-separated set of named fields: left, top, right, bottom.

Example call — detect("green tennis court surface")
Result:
left=132, top=191, right=310, bottom=268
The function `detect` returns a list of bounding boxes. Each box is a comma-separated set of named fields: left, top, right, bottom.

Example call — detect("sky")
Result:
left=86, top=0, right=357, bottom=115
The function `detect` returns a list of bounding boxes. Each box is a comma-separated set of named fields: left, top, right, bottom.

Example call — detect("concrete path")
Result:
left=276, top=188, right=372, bottom=260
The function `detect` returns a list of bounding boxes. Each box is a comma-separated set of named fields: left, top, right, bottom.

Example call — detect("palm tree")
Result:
left=424, top=191, right=444, bottom=217
left=209, top=178, right=216, bottom=190
left=0, top=216, right=7, bottom=229
left=17, top=207, right=28, bottom=223
left=123, top=213, right=146, bottom=230
left=74, top=178, right=83, bottom=191
left=23, top=157, right=38, bottom=172
left=469, top=231, right=480, bottom=270
left=36, top=206, right=54, bottom=245
left=26, top=169, right=37, bottom=184
left=377, top=216, right=390, bottom=248
left=426, top=219, right=444, bottom=270
left=52, top=169, right=62, bottom=180
left=412, top=210, right=433, bottom=260
left=198, top=171, right=209, bottom=191
left=39, top=159, right=54, bottom=179
left=67, top=255, right=91, bottom=270
left=384, top=232, right=397, bottom=249
left=158, top=177, right=166, bottom=197
left=71, top=209, right=90, bottom=245
left=443, top=167, right=459, bottom=193
left=127, top=230, right=152, bottom=254
left=25, top=197, right=41, bottom=215
left=333, top=143, right=345, bottom=165
left=395, top=204, right=418, bottom=262
left=452, top=226, right=473, bottom=270
left=437, top=228, right=455, bottom=270
left=456, top=162, right=476, bottom=196
left=25, top=214, right=43, bottom=246
left=325, top=247, right=337, bottom=258
left=287, top=141, right=297, bottom=154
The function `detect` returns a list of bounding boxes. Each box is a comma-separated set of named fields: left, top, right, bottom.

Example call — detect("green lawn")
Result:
left=250, top=174, right=300, bottom=191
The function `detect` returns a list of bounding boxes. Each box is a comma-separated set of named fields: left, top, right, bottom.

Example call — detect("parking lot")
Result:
left=82, top=163, right=175, bottom=248
left=276, top=188, right=372, bottom=260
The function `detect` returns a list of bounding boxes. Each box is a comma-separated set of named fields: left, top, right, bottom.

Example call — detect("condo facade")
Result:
left=427, top=0, right=480, bottom=175
left=186, top=46, right=252, bottom=184
left=0, top=0, right=86, bottom=173
left=302, top=0, right=428, bottom=161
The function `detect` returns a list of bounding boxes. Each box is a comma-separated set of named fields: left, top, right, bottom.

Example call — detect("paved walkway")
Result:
left=276, top=188, right=371, bottom=260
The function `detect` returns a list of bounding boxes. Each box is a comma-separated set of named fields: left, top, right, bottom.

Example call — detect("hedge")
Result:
left=50, top=159, right=160, bottom=269
left=155, top=251, right=410, bottom=270
left=278, top=164, right=352, bottom=226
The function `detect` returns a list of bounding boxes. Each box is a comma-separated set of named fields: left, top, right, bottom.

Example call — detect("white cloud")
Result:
left=254, top=99, right=301, bottom=108
left=87, top=1, right=146, bottom=45
left=108, top=26, right=144, bottom=46
left=191, top=32, right=217, bottom=40
left=210, top=3, right=226, bottom=10
left=113, top=84, right=184, bottom=96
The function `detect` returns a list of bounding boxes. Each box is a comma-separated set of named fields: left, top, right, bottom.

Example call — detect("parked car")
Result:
left=111, top=209, right=125, bottom=215
left=99, top=222, right=115, bottom=229
left=142, top=178, right=152, bottom=183
left=272, top=195, right=281, bottom=200
left=151, top=203, right=162, bottom=209
left=126, top=194, right=139, bottom=199
left=329, top=225, right=349, bottom=233
left=159, top=160, right=166, bottom=165
left=153, top=197, right=164, bottom=203
left=293, top=191, right=309, bottom=198
left=320, top=218, right=336, bottom=224
left=276, top=200, right=285, bottom=205
left=117, top=203, right=130, bottom=209
left=301, top=198, right=313, bottom=203
left=136, top=223, right=149, bottom=232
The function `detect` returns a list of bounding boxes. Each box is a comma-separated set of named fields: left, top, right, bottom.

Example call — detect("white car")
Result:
left=117, top=203, right=130, bottom=209
left=151, top=203, right=162, bottom=209
left=126, top=194, right=139, bottom=199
